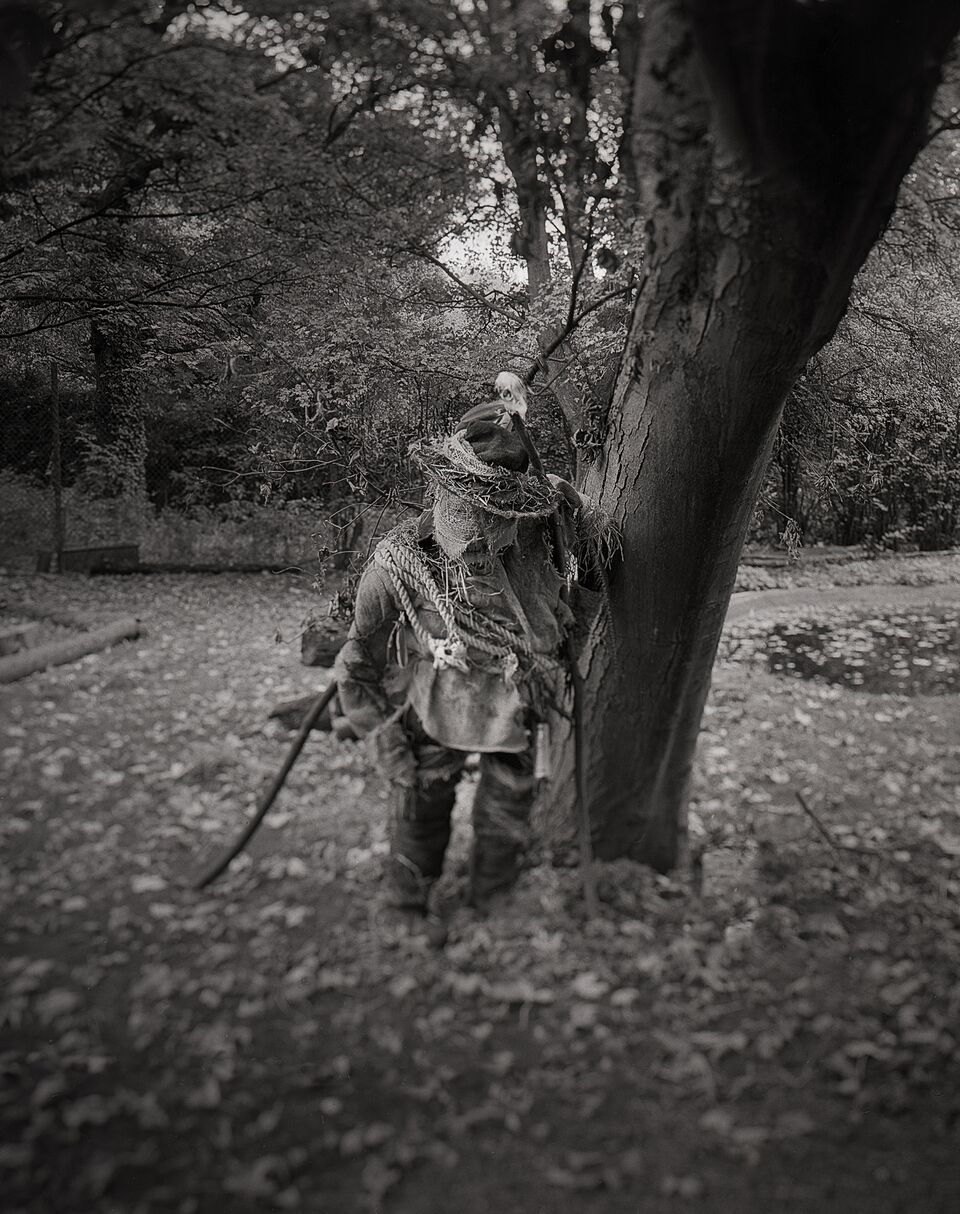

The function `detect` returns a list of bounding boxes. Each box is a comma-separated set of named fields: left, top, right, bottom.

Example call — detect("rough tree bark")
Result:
left=580, top=0, right=960, bottom=870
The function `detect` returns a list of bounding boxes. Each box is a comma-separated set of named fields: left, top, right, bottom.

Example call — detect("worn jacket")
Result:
left=333, top=511, right=574, bottom=753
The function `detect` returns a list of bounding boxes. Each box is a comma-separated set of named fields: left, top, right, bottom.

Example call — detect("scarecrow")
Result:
left=330, top=377, right=609, bottom=921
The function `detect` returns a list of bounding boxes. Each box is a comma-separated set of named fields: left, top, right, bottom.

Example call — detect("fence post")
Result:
left=50, top=359, right=65, bottom=573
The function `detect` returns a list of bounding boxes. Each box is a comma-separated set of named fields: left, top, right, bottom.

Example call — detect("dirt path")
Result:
left=1, top=571, right=959, bottom=1213
left=728, top=581, right=960, bottom=622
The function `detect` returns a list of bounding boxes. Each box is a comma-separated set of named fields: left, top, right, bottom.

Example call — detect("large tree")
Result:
left=580, top=0, right=960, bottom=869
left=257, top=0, right=636, bottom=425
left=321, top=0, right=960, bottom=870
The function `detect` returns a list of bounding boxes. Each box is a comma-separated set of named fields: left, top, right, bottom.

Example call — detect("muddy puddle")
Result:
left=761, top=610, right=960, bottom=694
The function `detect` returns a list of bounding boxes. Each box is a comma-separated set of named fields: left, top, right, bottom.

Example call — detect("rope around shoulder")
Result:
left=373, top=522, right=566, bottom=696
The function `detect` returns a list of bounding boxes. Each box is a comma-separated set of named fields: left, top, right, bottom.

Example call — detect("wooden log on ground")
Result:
left=0, top=617, right=143, bottom=683
left=0, top=600, right=93, bottom=629
left=0, top=622, right=41, bottom=656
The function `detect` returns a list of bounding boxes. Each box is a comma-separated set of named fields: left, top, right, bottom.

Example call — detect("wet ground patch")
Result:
left=722, top=608, right=960, bottom=694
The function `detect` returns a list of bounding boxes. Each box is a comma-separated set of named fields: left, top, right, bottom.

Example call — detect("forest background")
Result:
left=3, top=0, right=960, bottom=577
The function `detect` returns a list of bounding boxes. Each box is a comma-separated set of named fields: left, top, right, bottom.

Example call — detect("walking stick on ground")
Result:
left=194, top=681, right=338, bottom=890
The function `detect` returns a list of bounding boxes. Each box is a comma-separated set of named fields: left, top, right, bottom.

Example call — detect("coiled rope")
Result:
left=373, top=525, right=563, bottom=683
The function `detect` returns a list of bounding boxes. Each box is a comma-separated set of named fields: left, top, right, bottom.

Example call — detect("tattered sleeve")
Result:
left=332, top=564, right=401, bottom=738
left=547, top=473, right=615, bottom=592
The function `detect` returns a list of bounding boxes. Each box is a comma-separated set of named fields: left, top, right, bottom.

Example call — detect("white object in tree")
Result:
left=494, top=370, right=528, bottom=421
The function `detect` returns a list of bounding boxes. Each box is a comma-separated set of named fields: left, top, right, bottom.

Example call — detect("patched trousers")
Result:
left=385, top=712, right=535, bottom=910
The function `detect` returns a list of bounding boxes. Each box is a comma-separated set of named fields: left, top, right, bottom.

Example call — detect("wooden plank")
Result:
left=36, top=545, right=140, bottom=574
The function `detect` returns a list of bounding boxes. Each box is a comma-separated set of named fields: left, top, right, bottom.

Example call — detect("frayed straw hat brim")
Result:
left=410, top=435, right=559, bottom=519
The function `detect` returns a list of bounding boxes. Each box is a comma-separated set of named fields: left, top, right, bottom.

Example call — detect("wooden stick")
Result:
left=50, top=360, right=65, bottom=571
left=794, top=791, right=841, bottom=855
left=510, top=412, right=600, bottom=919
left=194, top=681, right=338, bottom=889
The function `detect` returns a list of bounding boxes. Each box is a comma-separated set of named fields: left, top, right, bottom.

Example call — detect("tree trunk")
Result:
left=580, top=0, right=960, bottom=870
left=89, top=315, right=147, bottom=500
left=497, top=96, right=586, bottom=433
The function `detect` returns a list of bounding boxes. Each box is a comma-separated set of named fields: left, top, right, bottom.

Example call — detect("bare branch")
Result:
left=524, top=278, right=636, bottom=387
left=404, top=245, right=525, bottom=321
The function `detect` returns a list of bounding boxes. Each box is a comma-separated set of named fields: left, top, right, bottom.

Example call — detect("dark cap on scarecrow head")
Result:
left=453, top=414, right=528, bottom=472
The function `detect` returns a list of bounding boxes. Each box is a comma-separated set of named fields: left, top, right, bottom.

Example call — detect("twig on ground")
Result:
left=794, top=791, right=842, bottom=855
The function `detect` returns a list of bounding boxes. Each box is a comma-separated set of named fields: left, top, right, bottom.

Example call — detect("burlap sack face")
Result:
left=481, top=513, right=518, bottom=554
left=433, top=490, right=518, bottom=559
left=433, top=490, right=483, bottom=559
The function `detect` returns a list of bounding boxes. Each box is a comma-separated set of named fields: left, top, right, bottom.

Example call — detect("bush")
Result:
left=755, top=387, right=960, bottom=552
left=0, top=470, right=378, bottom=571
left=142, top=500, right=325, bottom=565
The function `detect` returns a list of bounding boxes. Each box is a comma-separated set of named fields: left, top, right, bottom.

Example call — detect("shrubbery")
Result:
left=753, top=390, right=960, bottom=552
left=0, top=470, right=348, bottom=570
left=752, top=236, right=960, bottom=553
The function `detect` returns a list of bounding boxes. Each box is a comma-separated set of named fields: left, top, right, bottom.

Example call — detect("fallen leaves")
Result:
left=388, top=973, right=418, bottom=999
left=184, top=1076, right=222, bottom=1110
left=480, top=978, right=556, bottom=1005
left=569, top=970, right=610, bottom=1000
left=222, top=1154, right=288, bottom=1199
left=661, top=1173, right=705, bottom=1199
left=62, top=1093, right=121, bottom=1129
left=3, top=571, right=960, bottom=1212
left=31, top=1074, right=68, bottom=1108
left=130, top=874, right=167, bottom=894
left=34, top=989, right=81, bottom=1025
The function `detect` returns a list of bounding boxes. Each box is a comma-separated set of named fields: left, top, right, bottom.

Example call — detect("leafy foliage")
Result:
left=0, top=0, right=475, bottom=508
left=3, top=2, right=960, bottom=562
left=755, top=101, right=960, bottom=552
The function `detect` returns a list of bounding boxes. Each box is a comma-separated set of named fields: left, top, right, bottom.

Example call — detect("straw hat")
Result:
left=410, top=420, right=559, bottom=520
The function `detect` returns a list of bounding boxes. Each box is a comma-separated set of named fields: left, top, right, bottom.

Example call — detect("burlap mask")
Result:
left=433, top=489, right=518, bottom=560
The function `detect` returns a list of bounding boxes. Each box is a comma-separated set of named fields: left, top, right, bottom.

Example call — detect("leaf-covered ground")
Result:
left=2, top=568, right=960, bottom=1213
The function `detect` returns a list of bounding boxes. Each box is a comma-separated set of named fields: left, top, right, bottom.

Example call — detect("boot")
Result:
left=376, top=855, right=451, bottom=946
left=468, top=838, right=523, bottom=913
left=383, top=852, right=433, bottom=912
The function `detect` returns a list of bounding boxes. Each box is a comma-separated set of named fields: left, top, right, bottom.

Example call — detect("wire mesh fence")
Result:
left=0, top=462, right=377, bottom=575
left=0, top=364, right=573, bottom=574
left=0, top=369, right=437, bottom=575
left=1, top=401, right=335, bottom=576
